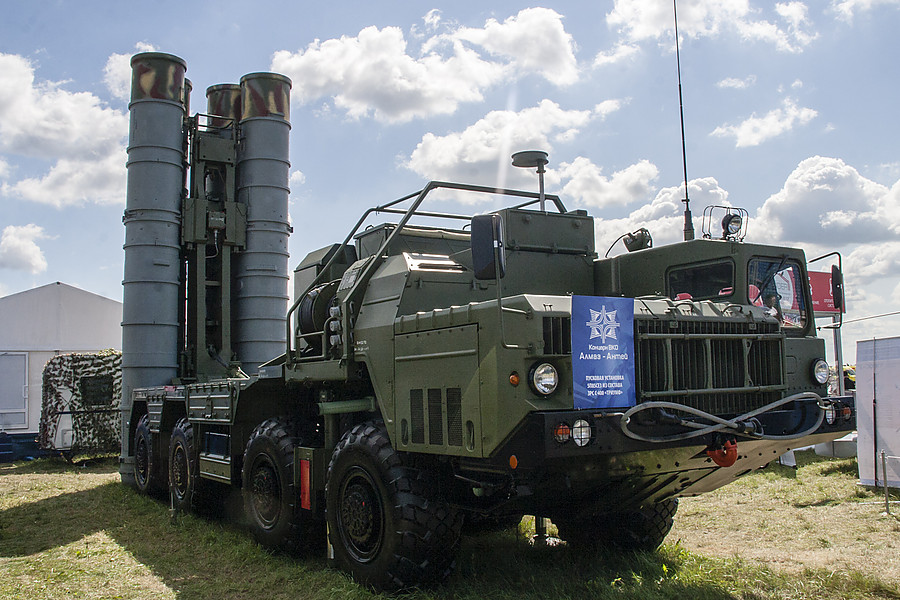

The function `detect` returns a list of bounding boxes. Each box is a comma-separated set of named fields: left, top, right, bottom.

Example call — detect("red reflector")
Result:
left=300, top=459, right=311, bottom=510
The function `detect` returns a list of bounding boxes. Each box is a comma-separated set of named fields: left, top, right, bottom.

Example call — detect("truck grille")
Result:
left=547, top=315, right=785, bottom=417
left=635, top=318, right=784, bottom=416
left=542, top=316, right=571, bottom=355
left=410, top=387, right=464, bottom=447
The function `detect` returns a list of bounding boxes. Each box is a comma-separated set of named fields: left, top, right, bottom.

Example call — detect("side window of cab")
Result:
left=748, top=258, right=808, bottom=331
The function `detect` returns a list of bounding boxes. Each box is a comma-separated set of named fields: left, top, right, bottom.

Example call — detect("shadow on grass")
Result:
left=0, top=469, right=746, bottom=600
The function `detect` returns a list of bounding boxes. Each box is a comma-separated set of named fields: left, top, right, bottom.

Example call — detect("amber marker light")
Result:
left=553, top=422, right=572, bottom=444
left=509, top=372, right=520, bottom=386
left=509, top=455, right=518, bottom=469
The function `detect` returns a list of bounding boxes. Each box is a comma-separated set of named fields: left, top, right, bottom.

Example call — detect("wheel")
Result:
left=326, top=421, right=462, bottom=591
left=134, top=414, right=164, bottom=495
left=242, top=418, right=309, bottom=550
left=554, top=499, right=678, bottom=551
left=169, top=418, right=215, bottom=514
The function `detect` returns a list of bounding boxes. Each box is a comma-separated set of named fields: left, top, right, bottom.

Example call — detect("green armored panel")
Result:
left=394, top=324, right=481, bottom=457
left=355, top=224, right=471, bottom=259
left=501, top=208, right=594, bottom=255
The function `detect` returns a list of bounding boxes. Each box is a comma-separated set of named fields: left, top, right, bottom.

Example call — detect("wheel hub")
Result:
left=135, top=437, right=149, bottom=485
left=172, top=445, right=188, bottom=499
left=339, top=471, right=383, bottom=561
left=250, top=463, right=280, bottom=527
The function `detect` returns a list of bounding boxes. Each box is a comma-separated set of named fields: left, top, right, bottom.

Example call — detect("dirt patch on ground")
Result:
left=670, top=452, right=900, bottom=588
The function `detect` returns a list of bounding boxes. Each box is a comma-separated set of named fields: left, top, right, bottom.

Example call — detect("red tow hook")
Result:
left=706, top=439, right=738, bottom=467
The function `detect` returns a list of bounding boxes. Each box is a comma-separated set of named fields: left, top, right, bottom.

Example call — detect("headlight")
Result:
left=530, top=362, right=559, bottom=395
left=572, top=419, right=592, bottom=447
left=722, top=213, right=742, bottom=237
left=813, top=359, right=829, bottom=384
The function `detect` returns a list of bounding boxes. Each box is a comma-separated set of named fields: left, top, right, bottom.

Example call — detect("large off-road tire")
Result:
left=242, top=418, right=309, bottom=550
left=134, top=414, right=165, bottom=495
left=555, top=499, right=678, bottom=551
left=169, top=418, right=216, bottom=514
left=326, top=421, right=462, bottom=591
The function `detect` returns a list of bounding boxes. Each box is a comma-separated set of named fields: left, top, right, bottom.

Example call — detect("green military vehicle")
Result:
left=120, top=53, right=855, bottom=591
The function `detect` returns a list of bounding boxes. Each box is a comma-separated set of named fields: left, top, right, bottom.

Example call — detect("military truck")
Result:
left=119, top=53, right=855, bottom=591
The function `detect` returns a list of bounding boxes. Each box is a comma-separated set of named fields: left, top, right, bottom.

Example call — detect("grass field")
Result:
left=1, top=452, right=899, bottom=600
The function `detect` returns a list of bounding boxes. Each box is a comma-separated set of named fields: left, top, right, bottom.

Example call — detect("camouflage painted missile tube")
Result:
left=233, top=73, right=292, bottom=374
left=206, top=83, right=241, bottom=128
left=120, top=52, right=187, bottom=484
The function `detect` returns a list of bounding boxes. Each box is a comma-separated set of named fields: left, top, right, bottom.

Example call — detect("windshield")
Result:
left=667, top=260, right=734, bottom=300
left=748, top=258, right=808, bottom=330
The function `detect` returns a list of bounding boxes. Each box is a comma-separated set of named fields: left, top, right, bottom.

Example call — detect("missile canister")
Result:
left=233, top=73, right=292, bottom=373
left=120, top=52, right=187, bottom=482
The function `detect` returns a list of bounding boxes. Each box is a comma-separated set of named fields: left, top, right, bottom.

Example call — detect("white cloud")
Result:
left=717, top=75, right=757, bottom=89
left=593, top=43, right=640, bottom=67
left=0, top=224, right=50, bottom=274
left=104, top=42, right=156, bottom=102
left=831, top=0, right=900, bottom=21
left=290, top=169, right=306, bottom=187
left=449, top=8, right=578, bottom=86
left=272, top=25, right=502, bottom=123
left=558, top=157, right=659, bottom=209
left=0, top=53, right=129, bottom=207
left=0, top=158, right=10, bottom=179
left=710, top=98, right=817, bottom=147
left=404, top=100, right=613, bottom=188
left=3, top=148, right=126, bottom=207
left=423, top=9, right=442, bottom=31
left=271, top=8, right=578, bottom=123
left=606, top=0, right=817, bottom=53
left=845, top=242, right=900, bottom=282
left=755, top=156, right=899, bottom=246
left=595, top=177, right=729, bottom=254
left=0, top=53, right=128, bottom=160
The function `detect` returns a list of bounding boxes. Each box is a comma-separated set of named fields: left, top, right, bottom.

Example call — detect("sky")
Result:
left=1, top=0, right=898, bottom=365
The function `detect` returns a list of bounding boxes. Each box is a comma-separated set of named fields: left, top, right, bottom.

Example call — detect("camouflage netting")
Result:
left=40, top=350, right=122, bottom=454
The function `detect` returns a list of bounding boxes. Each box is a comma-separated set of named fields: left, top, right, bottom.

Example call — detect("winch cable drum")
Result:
left=619, top=391, right=827, bottom=444
left=297, top=281, right=339, bottom=353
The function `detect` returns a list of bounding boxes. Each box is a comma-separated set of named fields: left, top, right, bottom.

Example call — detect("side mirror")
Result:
left=471, top=214, right=505, bottom=280
left=831, top=265, right=844, bottom=311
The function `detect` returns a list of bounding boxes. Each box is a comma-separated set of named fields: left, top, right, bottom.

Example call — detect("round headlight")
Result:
left=722, top=213, right=742, bottom=236
left=530, top=363, right=559, bottom=395
left=572, top=419, right=592, bottom=447
left=813, top=359, right=830, bottom=385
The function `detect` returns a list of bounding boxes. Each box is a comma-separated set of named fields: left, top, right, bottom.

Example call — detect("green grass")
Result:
left=1, top=454, right=899, bottom=599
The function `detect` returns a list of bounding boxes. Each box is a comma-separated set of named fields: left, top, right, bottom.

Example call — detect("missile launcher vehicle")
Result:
left=120, top=53, right=855, bottom=591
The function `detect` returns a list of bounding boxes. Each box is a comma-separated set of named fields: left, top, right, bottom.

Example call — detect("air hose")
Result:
left=619, top=391, right=826, bottom=444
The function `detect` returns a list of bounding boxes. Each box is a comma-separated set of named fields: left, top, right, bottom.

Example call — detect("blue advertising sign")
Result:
left=571, top=295, right=636, bottom=409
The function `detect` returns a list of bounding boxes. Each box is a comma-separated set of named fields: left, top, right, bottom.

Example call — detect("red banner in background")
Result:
left=809, top=271, right=842, bottom=314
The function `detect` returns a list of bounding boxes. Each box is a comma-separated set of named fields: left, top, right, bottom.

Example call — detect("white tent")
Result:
left=0, top=282, right=121, bottom=458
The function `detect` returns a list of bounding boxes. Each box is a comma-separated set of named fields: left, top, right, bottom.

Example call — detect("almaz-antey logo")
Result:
left=586, top=306, right=620, bottom=344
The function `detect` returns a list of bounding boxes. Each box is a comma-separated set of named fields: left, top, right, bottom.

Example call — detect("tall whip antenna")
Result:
left=674, top=0, right=695, bottom=241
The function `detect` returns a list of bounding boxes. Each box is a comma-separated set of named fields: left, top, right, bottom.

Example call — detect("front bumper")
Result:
left=454, top=395, right=855, bottom=517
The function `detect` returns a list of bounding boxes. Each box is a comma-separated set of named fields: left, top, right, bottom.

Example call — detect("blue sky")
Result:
left=1, top=0, right=898, bottom=363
